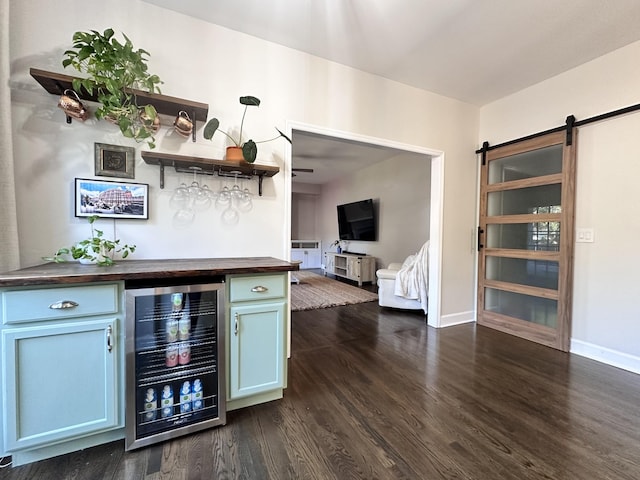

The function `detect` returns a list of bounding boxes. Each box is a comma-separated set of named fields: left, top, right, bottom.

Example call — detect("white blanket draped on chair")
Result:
left=394, top=241, right=429, bottom=314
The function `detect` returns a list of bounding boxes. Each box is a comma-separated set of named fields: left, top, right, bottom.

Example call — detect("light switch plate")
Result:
left=576, top=228, right=594, bottom=243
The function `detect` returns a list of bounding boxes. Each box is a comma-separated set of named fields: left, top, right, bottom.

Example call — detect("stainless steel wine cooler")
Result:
left=124, top=281, right=226, bottom=450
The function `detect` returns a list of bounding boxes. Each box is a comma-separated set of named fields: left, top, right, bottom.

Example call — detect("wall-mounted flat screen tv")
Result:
left=337, top=199, right=377, bottom=241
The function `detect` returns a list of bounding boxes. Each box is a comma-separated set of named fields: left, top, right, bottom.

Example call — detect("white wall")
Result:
left=291, top=183, right=321, bottom=240
left=291, top=192, right=320, bottom=240
left=480, top=40, right=640, bottom=373
left=316, top=153, right=431, bottom=269
left=9, top=0, right=479, bottom=323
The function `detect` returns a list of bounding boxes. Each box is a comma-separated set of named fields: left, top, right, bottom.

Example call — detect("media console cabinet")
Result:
left=323, top=252, right=376, bottom=286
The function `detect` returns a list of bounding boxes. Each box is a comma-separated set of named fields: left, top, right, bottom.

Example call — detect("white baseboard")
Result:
left=438, top=310, right=475, bottom=328
left=570, top=339, right=640, bottom=375
left=431, top=315, right=640, bottom=376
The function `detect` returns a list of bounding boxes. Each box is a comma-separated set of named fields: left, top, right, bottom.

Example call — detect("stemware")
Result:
left=193, top=187, right=212, bottom=211
left=221, top=206, right=239, bottom=225
left=187, top=167, right=204, bottom=197
left=169, top=182, right=189, bottom=210
left=230, top=173, right=243, bottom=198
left=172, top=207, right=195, bottom=228
left=170, top=169, right=256, bottom=224
left=216, top=185, right=231, bottom=208
left=170, top=168, right=213, bottom=222
left=238, top=186, right=253, bottom=212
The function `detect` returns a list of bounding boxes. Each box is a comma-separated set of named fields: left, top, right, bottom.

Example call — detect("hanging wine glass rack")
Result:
left=140, top=151, right=279, bottom=196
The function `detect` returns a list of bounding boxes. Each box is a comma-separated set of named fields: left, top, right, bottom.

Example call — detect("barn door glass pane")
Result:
left=485, top=288, right=557, bottom=327
left=488, top=144, right=563, bottom=184
left=486, top=257, right=559, bottom=290
left=487, top=184, right=561, bottom=216
left=486, top=223, right=561, bottom=251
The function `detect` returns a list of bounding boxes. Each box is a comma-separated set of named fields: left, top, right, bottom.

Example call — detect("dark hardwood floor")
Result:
left=2, top=300, right=640, bottom=479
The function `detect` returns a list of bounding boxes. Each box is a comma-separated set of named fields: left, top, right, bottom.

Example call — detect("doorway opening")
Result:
left=284, top=121, right=444, bottom=328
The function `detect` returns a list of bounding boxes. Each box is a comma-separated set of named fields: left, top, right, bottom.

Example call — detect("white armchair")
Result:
left=376, top=242, right=429, bottom=313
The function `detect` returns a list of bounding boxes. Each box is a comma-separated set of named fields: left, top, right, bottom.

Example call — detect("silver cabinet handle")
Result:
left=251, top=285, right=268, bottom=293
left=234, top=312, right=239, bottom=336
left=106, top=325, right=113, bottom=353
left=49, top=300, right=79, bottom=310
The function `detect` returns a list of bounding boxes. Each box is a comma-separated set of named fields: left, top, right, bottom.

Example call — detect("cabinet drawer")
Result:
left=229, top=274, right=286, bottom=302
left=2, top=284, right=119, bottom=324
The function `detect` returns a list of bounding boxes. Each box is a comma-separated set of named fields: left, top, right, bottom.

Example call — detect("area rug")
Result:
left=291, top=270, right=378, bottom=311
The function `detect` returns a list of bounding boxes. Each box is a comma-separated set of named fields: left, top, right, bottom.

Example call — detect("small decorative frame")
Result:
left=75, top=178, right=149, bottom=220
left=94, top=142, right=135, bottom=179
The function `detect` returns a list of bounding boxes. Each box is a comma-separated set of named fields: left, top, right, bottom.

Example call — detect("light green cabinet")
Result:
left=227, top=274, right=288, bottom=410
left=0, top=283, right=124, bottom=465
left=2, top=319, right=118, bottom=451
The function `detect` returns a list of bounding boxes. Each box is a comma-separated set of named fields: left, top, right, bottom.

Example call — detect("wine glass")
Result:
left=216, top=184, right=231, bottom=209
left=221, top=206, right=239, bottom=225
left=187, top=167, right=203, bottom=197
left=238, top=184, right=253, bottom=212
left=230, top=172, right=243, bottom=200
left=169, top=181, right=189, bottom=210
left=193, top=186, right=212, bottom=211
left=172, top=206, right=195, bottom=228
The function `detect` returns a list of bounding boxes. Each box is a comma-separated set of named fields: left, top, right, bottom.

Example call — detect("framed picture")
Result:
left=94, top=143, right=135, bottom=179
left=75, top=178, right=149, bottom=220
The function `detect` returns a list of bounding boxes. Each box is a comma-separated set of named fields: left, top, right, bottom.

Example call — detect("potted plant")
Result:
left=203, top=96, right=292, bottom=163
left=61, top=28, right=163, bottom=148
left=43, top=215, right=136, bottom=267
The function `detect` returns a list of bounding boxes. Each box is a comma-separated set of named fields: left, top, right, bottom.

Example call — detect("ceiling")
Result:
left=145, top=0, right=640, bottom=106
left=144, top=0, right=640, bottom=183
left=290, top=130, right=427, bottom=185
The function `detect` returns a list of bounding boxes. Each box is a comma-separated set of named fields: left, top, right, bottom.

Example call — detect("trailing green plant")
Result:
left=62, top=28, right=163, bottom=148
left=43, top=215, right=136, bottom=267
left=203, top=96, right=292, bottom=163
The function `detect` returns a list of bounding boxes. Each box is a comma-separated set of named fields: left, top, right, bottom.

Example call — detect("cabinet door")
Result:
left=290, top=250, right=306, bottom=268
left=324, top=253, right=335, bottom=273
left=307, top=250, right=322, bottom=269
left=347, top=257, right=361, bottom=279
left=2, top=318, right=118, bottom=452
left=228, top=301, right=285, bottom=399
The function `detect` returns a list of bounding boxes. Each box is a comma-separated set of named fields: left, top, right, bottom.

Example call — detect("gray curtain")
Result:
left=0, top=1, right=20, bottom=273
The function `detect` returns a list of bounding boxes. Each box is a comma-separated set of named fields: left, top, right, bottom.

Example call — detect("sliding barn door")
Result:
left=477, top=131, right=576, bottom=351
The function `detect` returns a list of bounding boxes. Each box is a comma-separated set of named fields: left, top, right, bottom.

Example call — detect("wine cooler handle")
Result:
left=251, top=285, right=268, bottom=293
left=234, top=312, right=239, bottom=336
left=106, top=325, right=113, bottom=353
left=49, top=300, right=79, bottom=310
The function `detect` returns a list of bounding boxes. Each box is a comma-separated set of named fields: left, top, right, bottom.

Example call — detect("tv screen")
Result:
left=337, top=199, right=377, bottom=241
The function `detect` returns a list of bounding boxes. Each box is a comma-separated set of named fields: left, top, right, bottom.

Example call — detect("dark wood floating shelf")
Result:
left=30, top=68, right=209, bottom=141
left=140, top=151, right=279, bottom=196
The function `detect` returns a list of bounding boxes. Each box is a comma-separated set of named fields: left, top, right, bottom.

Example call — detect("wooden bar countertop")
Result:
left=0, top=257, right=299, bottom=287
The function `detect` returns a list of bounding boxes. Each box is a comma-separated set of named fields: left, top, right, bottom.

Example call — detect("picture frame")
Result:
left=94, top=142, right=135, bottom=179
left=75, top=178, right=149, bottom=220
